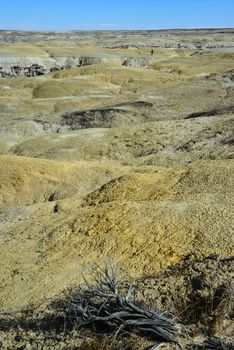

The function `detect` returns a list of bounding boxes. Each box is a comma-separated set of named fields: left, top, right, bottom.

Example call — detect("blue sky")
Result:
left=0, top=0, right=233, bottom=31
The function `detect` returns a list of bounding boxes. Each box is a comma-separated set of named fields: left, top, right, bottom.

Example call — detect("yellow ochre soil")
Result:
left=0, top=30, right=233, bottom=348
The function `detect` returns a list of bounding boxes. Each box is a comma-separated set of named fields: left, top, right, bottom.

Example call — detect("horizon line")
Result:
left=0, top=26, right=234, bottom=33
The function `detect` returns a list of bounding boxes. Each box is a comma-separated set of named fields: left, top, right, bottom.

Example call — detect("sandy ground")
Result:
left=0, top=30, right=233, bottom=326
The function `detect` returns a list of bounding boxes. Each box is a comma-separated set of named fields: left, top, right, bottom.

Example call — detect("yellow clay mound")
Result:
left=83, top=168, right=183, bottom=205
left=0, top=155, right=80, bottom=212
left=0, top=160, right=233, bottom=307
left=32, top=80, right=84, bottom=98
left=0, top=155, right=129, bottom=212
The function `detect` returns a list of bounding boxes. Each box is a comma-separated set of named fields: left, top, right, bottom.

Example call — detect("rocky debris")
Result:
left=60, top=101, right=155, bottom=131
left=122, top=57, right=150, bottom=68
left=78, top=56, right=111, bottom=66
left=0, top=61, right=62, bottom=78
left=0, top=56, right=67, bottom=78
left=0, top=65, right=46, bottom=78
left=61, top=107, right=126, bottom=130
left=0, top=55, right=152, bottom=78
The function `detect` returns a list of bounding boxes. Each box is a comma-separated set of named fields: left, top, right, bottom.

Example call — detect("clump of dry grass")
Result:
left=172, top=271, right=234, bottom=334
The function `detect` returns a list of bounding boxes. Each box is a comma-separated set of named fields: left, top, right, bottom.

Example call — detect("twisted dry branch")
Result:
left=65, top=262, right=182, bottom=343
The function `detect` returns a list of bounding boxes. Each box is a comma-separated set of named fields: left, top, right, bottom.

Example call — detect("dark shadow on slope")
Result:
left=184, top=106, right=234, bottom=119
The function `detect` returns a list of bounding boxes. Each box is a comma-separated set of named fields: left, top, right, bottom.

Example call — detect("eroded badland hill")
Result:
left=0, top=29, right=233, bottom=349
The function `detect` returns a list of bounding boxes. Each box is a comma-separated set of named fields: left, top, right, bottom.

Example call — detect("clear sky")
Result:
left=0, top=0, right=233, bottom=31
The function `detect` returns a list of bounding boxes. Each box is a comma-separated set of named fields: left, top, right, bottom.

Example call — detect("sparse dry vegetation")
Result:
left=0, top=260, right=233, bottom=349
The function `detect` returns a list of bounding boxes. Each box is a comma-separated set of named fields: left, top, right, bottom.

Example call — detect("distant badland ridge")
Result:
left=0, top=28, right=234, bottom=43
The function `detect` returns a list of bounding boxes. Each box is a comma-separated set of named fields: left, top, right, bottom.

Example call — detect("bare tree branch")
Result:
left=65, top=261, right=183, bottom=344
